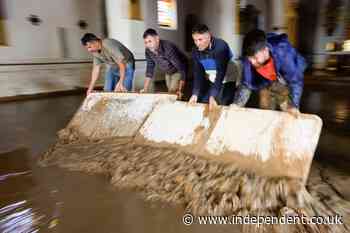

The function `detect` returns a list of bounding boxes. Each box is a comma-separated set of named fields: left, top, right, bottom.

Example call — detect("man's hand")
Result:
left=176, top=90, right=183, bottom=100
left=189, top=95, right=198, bottom=105
left=87, top=64, right=101, bottom=96
left=115, top=81, right=127, bottom=92
left=230, top=103, right=240, bottom=109
left=209, top=96, right=218, bottom=111
left=287, top=107, right=301, bottom=118
left=141, top=77, right=152, bottom=94
left=86, top=87, right=94, bottom=96
left=177, top=80, right=185, bottom=100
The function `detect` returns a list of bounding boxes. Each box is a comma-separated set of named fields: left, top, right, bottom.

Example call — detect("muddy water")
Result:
left=1, top=81, right=350, bottom=233
left=39, top=136, right=350, bottom=232
left=1, top=148, right=203, bottom=233
left=0, top=96, right=240, bottom=233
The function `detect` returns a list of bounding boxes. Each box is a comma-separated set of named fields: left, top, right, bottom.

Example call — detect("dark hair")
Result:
left=81, top=33, right=99, bottom=46
left=143, top=28, right=158, bottom=39
left=191, top=24, right=210, bottom=34
left=242, top=29, right=267, bottom=57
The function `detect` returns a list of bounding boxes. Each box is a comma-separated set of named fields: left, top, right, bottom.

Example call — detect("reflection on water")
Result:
left=1, top=149, right=48, bottom=232
left=0, top=200, right=41, bottom=233
left=0, top=171, right=31, bottom=181
left=0, top=96, right=209, bottom=233
left=301, top=90, right=350, bottom=134
left=0, top=148, right=207, bottom=233
left=334, top=101, right=350, bottom=124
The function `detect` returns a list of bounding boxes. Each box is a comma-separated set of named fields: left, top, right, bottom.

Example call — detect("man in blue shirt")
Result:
left=232, top=29, right=306, bottom=117
left=189, top=24, right=236, bottom=111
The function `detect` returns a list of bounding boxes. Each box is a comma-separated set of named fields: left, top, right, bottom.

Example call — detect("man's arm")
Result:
left=209, top=44, right=231, bottom=99
left=115, top=61, right=127, bottom=92
left=141, top=77, right=152, bottom=93
left=231, top=58, right=253, bottom=107
left=165, top=43, right=188, bottom=94
left=281, top=57, right=303, bottom=118
left=87, top=64, right=101, bottom=96
left=189, top=52, right=203, bottom=105
left=178, top=80, right=185, bottom=98
left=232, top=84, right=252, bottom=107
left=190, top=51, right=202, bottom=101
left=141, top=52, right=155, bottom=93
left=280, top=51, right=304, bottom=109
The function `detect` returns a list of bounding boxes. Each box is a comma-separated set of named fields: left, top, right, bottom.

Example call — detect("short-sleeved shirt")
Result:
left=92, top=38, right=135, bottom=68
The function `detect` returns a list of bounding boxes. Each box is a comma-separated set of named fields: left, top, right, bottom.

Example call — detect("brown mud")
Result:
left=39, top=137, right=350, bottom=233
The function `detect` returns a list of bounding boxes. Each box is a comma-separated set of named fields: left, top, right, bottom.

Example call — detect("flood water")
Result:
left=1, top=75, right=350, bottom=232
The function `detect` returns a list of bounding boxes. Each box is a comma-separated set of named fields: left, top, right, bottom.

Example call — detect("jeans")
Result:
left=104, top=63, right=135, bottom=91
left=259, top=81, right=292, bottom=111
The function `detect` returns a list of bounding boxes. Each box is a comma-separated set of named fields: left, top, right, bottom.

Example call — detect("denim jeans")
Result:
left=259, top=81, right=292, bottom=111
left=104, top=63, right=135, bottom=91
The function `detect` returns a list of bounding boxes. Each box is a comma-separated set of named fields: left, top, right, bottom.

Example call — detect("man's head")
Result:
left=191, top=24, right=211, bottom=51
left=143, top=28, right=160, bottom=52
left=242, top=29, right=270, bottom=68
left=81, top=33, right=101, bottom=53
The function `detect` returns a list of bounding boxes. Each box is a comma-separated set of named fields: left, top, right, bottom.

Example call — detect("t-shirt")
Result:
left=92, top=38, right=135, bottom=67
left=255, top=58, right=277, bottom=81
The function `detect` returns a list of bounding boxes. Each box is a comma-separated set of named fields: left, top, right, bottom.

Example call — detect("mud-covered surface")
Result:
left=39, top=137, right=350, bottom=232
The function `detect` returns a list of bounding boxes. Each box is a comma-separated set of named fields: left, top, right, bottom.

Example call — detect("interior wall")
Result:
left=0, top=0, right=104, bottom=63
left=311, top=0, right=349, bottom=68
left=195, top=0, right=242, bottom=57
left=106, top=0, right=189, bottom=59
left=106, top=0, right=255, bottom=58
left=245, top=0, right=268, bottom=31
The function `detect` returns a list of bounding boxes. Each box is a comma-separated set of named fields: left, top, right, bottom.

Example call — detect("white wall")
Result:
left=0, top=0, right=104, bottom=63
left=0, top=0, right=280, bottom=63
left=0, top=0, right=248, bottom=62
left=195, top=0, right=242, bottom=58
left=268, top=0, right=285, bottom=33
left=106, top=0, right=188, bottom=59
left=105, top=0, right=252, bottom=58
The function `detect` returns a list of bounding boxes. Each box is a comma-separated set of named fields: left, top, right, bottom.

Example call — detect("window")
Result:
left=129, top=0, right=142, bottom=20
left=157, top=0, right=177, bottom=30
left=0, top=0, right=7, bottom=45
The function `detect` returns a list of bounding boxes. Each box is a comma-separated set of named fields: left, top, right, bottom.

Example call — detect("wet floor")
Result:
left=0, top=150, right=192, bottom=233
left=0, top=95, right=239, bottom=233
left=1, top=76, right=350, bottom=232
